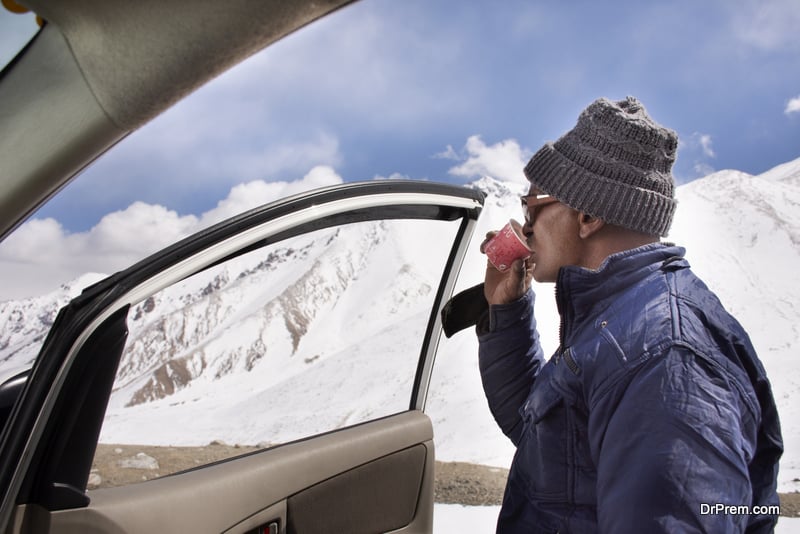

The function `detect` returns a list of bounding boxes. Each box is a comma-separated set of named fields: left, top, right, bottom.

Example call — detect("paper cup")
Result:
left=484, top=219, right=531, bottom=272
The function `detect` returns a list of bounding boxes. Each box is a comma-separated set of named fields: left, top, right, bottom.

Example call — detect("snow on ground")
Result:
left=433, top=505, right=501, bottom=532
left=432, top=505, right=800, bottom=533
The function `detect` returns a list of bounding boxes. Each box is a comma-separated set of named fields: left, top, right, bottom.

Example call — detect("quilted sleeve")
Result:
left=477, top=289, right=545, bottom=446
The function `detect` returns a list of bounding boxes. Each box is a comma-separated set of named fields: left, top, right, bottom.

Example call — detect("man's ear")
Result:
left=577, top=212, right=605, bottom=239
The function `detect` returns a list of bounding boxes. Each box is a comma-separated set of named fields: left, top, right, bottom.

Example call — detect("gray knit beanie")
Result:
left=523, top=96, right=678, bottom=237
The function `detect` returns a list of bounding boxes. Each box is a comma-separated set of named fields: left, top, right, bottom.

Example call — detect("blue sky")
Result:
left=1, top=0, right=799, bottom=298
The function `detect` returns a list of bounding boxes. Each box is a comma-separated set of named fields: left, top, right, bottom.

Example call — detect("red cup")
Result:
left=484, top=219, right=531, bottom=272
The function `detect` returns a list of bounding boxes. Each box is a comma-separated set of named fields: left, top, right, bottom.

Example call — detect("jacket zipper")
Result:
left=554, top=272, right=581, bottom=375
left=555, top=272, right=569, bottom=352
left=561, top=348, right=580, bottom=375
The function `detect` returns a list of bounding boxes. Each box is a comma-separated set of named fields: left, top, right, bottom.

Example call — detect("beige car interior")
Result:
left=9, top=412, right=435, bottom=534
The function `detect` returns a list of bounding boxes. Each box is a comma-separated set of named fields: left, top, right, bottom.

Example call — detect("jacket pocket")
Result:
left=519, top=379, right=569, bottom=502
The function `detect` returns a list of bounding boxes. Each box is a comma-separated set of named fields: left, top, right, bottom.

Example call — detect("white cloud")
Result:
left=433, top=145, right=460, bottom=161
left=729, top=0, right=800, bottom=51
left=0, top=204, right=200, bottom=301
left=785, top=95, right=800, bottom=115
left=198, top=166, right=343, bottom=227
left=698, top=134, right=715, bottom=158
left=372, top=173, right=415, bottom=181
left=682, top=132, right=716, bottom=160
left=0, top=168, right=343, bottom=300
left=87, top=203, right=199, bottom=256
left=0, top=218, right=67, bottom=263
left=675, top=132, right=718, bottom=180
left=447, top=136, right=531, bottom=185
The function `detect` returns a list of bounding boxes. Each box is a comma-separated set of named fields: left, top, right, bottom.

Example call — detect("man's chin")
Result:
left=531, top=265, right=557, bottom=284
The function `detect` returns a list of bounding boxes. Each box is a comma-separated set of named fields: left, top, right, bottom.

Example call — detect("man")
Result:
left=477, top=97, right=782, bottom=533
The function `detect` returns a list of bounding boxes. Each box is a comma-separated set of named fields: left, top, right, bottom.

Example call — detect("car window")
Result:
left=90, top=216, right=458, bottom=488
left=0, top=8, right=39, bottom=71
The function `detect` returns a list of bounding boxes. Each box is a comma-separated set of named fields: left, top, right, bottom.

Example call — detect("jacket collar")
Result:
left=555, top=243, right=688, bottom=342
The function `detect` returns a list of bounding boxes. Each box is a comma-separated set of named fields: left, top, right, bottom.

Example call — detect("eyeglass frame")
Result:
left=520, top=192, right=559, bottom=226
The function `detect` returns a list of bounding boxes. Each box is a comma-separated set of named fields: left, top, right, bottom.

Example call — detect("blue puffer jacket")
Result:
left=478, top=243, right=782, bottom=533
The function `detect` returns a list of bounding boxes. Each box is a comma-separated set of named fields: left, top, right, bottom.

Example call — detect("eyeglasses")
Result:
left=520, top=192, right=559, bottom=226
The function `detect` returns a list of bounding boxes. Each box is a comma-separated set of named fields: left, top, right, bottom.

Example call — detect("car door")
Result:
left=0, top=180, right=484, bottom=534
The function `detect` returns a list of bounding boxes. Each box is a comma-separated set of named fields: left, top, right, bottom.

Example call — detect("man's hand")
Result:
left=480, top=231, right=533, bottom=305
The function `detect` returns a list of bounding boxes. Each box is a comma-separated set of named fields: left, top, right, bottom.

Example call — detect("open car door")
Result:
left=0, top=180, right=484, bottom=534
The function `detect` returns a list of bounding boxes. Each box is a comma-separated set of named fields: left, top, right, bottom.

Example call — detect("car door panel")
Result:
left=0, top=182, right=483, bottom=533
left=7, top=411, right=433, bottom=534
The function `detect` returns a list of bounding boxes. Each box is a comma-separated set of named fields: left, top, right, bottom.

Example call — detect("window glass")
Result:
left=91, top=216, right=458, bottom=488
left=0, top=9, right=39, bottom=71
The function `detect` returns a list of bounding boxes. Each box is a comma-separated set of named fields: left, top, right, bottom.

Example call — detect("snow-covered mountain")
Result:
left=0, top=272, right=107, bottom=379
left=1, top=158, right=798, bottom=492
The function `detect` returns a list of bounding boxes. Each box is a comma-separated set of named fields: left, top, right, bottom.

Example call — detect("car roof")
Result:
left=0, top=0, right=357, bottom=242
